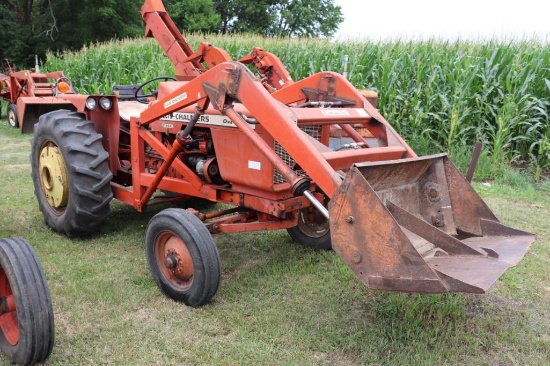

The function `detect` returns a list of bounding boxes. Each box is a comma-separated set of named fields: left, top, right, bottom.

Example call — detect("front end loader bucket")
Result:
left=329, top=153, right=535, bottom=293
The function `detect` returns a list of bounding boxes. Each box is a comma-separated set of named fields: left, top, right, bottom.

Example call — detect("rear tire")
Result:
left=287, top=207, right=332, bottom=250
left=145, top=208, right=221, bottom=307
left=7, top=104, right=18, bottom=128
left=31, top=110, right=113, bottom=237
left=0, top=237, right=54, bottom=365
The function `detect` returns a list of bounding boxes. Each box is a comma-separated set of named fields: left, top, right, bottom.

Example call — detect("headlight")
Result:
left=85, top=97, right=97, bottom=110
left=99, top=97, right=112, bottom=110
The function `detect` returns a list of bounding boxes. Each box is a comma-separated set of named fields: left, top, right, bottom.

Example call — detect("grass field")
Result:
left=0, top=114, right=548, bottom=365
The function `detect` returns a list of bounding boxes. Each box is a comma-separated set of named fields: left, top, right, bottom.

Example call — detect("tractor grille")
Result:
left=273, top=125, right=322, bottom=184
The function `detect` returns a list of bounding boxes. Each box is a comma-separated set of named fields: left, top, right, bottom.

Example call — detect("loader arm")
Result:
left=137, top=59, right=535, bottom=294
left=141, top=0, right=204, bottom=78
left=238, top=47, right=294, bottom=91
left=139, top=61, right=412, bottom=198
left=140, top=0, right=296, bottom=92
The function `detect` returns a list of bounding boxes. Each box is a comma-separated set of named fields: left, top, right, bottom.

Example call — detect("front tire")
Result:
left=7, top=104, right=18, bottom=128
left=145, top=209, right=221, bottom=307
left=31, top=110, right=113, bottom=237
left=0, top=238, right=55, bottom=365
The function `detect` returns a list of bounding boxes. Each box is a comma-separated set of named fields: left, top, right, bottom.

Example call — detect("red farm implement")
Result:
left=27, top=0, right=535, bottom=307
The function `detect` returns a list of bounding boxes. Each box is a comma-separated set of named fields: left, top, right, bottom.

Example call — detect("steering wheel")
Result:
left=135, top=76, right=177, bottom=104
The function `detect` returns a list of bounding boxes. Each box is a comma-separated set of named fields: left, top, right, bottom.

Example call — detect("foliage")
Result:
left=0, top=0, right=57, bottom=67
left=165, top=0, right=220, bottom=33
left=0, top=0, right=143, bottom=67
left=0, top=0, right=343, bottom=67
left=267, top=0, right=343, bottom=37
left=213, top=0, right=343, bottom=37
left=44, top=36, right=550, bottom=174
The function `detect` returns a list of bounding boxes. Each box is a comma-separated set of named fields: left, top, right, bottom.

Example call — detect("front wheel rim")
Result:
left=155, top=231, right=194, bottom=291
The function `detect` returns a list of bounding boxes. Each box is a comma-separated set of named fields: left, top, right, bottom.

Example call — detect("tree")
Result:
left=213, top=0, right=343, bottom=38
left=268, top=0, right=343, bottom=38
left=0, top=0, right=59, bottom=67
left=165, top=0, right=220, bottom=33
left=0, top=0, right=343, bottom=68
left=0, top=0, right=143, bottom=68
left=53, top=0, right=142, bottom=50
left=213, top=0, right=277, bottom=35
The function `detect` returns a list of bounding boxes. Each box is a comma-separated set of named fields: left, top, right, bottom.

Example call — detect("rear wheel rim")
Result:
left=38, top=141, right=69, bottom=213
left=0, top=268, right=18, bottom=346
left=155, top=231, right=194, bottom=291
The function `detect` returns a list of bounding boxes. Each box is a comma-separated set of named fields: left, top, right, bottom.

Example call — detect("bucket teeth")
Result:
left=329, top=154, right=535, bottom=294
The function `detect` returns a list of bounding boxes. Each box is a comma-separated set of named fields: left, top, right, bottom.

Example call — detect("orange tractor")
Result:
left=29, top=0, right=535, bottom=307
left=0, top=59, right=76, bottom=133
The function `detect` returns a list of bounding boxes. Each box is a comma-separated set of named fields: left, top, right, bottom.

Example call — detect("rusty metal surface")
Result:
left=444, top=158, right=498, bottom=235
left=329, top=155, right=536, bottom=294
left=480, top=218, right=534, bottom=237
left=466, top=142, right=483, bottom=182
left=329, top=167, right=448, bottom=293
left=462, top=234, right=535, bottom=266
left=426, top=256, right=511, bottom=293
left=386, top=202, right=481, bottom=256
left=355, top=155, right=457, bottom=234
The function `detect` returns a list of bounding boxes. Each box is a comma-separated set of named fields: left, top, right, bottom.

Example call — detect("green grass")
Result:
left=0, top=118, right=549, bottom=365
left=43, top=36, right=550, bottom=175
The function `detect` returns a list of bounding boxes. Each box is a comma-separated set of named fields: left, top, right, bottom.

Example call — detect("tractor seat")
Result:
left=118, top=101, right=149, bottom=122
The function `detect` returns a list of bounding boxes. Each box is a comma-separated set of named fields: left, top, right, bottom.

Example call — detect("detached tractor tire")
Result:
left=7, top=104, right=19, bottom=128
left=31, top=110, right=113, bottom=237
left=0, top=237, right=54, bottom=365
left=145, top=208, right=221, bottom=307
left=287, top=207, right=332, bottom=250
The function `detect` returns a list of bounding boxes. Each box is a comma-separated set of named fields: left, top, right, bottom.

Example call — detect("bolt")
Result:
left=346, top=216, right=354, bottom=224
left=424, top=182, right=442, bottom=203
left=352, top=252, right=362, bottom=264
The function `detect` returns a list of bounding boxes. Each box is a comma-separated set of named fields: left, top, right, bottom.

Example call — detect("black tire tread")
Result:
left=145, top=208, right=221, bottom=307
left=7, top=103, right=18, bottom=128
left=0, top=237, right=54, bottom=365
left=287, top=225, right=332, bottom=250
left=31, top=110, right=113, bottom=237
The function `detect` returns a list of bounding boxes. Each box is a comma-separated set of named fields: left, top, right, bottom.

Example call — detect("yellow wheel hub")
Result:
left=39, top=145, right=68, bottom=209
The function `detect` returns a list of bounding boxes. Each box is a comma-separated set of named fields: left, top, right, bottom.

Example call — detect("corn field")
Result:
left=44, top=35, right=550, bottom=175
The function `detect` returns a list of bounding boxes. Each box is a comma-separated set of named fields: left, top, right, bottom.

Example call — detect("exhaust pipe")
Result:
left=35, top=55, right=40, bottom=73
